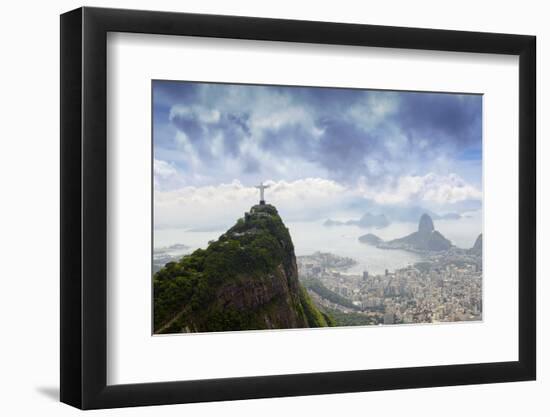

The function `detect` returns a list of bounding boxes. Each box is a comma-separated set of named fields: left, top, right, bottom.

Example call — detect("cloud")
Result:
left=347, top=91, right=400, bottom=131
left=396, top=93, right=482, bottom=150
left=154, top=173, right=481, bottom=229
left=152, top=81, right=483, bottom=203
left=154, top=178, right=349, bottom=229
left=170, top=104, right=221, bottom=124
left=357, top=173, right=482, bottom=205
left=153, top=159, right=185, bottom=190
left=168, top=103, right=250, bottom=160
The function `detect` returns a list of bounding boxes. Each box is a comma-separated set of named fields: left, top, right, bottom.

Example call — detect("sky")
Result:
left=153, top=81, right=482, bottom=229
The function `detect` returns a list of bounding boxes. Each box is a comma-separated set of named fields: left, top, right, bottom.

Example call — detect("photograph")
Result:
left=152, top=81, right=483, bottom=334
left=0, top=0, right=542, bottom=414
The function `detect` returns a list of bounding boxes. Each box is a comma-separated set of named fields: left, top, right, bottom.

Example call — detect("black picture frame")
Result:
left=60, top=6, right=536, bottom=410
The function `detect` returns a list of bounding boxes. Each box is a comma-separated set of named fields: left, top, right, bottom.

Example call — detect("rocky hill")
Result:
left=359, top=213, right=453, bottom=253
left=380, top=214, right=452, bottom=252
left=153, top=203, right=331, bottom=334
left=358, top=233, right=383, bottom=245
left=470, top=233, right=482, bottom=255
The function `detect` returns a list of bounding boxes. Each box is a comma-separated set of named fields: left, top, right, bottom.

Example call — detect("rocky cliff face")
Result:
left=470, top=233, right=482, bottom=255
left=360, top=214, right=452, bottom=252
left=153, top=204, right=330, bottom=334
left=418, top=213, right=435, bottom=234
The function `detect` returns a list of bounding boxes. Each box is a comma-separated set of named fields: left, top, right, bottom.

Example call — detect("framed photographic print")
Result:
left=60, top=7, right=536, bottom=409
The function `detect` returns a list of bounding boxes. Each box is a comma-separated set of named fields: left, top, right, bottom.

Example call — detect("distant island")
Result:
left=378, top=206, right=461, bottom=223
left=324, top=212, right=390, bottom=229
left=358, top=233, right=383, bottom=246
left=359, top=213, right=452, bottom=253
left=384, top=213, right=453, bottom=252
left=359, top=213, right=482, bottom=264
left=325, top=208, right=461, bottom=230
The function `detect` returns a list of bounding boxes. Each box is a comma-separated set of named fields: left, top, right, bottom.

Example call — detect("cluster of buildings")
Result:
left=297, top=252, right=482, bottom=325
left=298, top=251, right=357, bottom=272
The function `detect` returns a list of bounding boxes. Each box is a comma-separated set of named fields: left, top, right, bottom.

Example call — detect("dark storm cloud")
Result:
left=315, top=119, right=374, bottom=177
left=170, top=108, right=252, bottom=159
left=153, top=80, right=199, bottom=106
left=241, top=153, right=260, bottom=173
left=153, top=81, right=482, bottom=186
left=170, top=112, right=204, bottom=141
left=289, top=85, right=365, bottom=111
left=259, top=123, right=314, bottom=155
left=396, top=93, right=482, bottom=150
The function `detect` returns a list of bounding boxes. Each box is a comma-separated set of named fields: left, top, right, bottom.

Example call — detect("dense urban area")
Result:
left=297, top=247, right=482, bottom=327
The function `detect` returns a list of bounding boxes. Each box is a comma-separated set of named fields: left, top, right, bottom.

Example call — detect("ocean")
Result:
left=154, top=211, right=482, bottom=276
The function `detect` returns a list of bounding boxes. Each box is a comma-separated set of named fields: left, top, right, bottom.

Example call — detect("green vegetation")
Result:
left=297, top=286, right=331, bottom=327
left=324, top=308, right=380, bottom=327
left=301, top=277, right=360, bottom=310
left=153, top=204, right=329, bottom=333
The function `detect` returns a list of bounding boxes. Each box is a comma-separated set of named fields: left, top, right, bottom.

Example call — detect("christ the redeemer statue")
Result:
left=255, top=182, right=270, bottom=205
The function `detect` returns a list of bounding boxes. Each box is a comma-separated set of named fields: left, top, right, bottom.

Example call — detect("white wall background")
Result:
left=0, top=0, right=545, bottom=415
